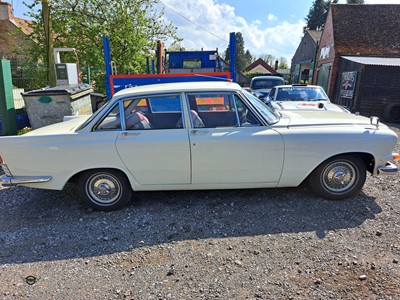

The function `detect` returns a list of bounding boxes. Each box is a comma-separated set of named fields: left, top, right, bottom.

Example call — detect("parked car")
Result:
left=266, top=84, right=348, bottom=112
left=0, top=81, right=398, bottom=211
left=250, top=76, right=285, bottom=101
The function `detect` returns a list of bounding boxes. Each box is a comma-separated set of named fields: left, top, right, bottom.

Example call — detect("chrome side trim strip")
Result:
left=0, top=175, right=52, bottom=186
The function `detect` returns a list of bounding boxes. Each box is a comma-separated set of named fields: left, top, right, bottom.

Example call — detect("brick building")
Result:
left=0, top=0, right=33, bottom=61
left=312, top=4, right=400, bottom=122
left=313, top=4, right=400, bottom=98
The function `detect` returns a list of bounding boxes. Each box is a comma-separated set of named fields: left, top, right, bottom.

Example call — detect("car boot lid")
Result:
left=23, top=115, right=91, bottom=136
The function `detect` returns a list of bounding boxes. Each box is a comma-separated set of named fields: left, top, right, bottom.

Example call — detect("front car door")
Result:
left=186, top=91, right=284, bottom=185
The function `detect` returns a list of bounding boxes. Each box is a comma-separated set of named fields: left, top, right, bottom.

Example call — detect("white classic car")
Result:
left=0, top=81, right=398, bottom=211
left=266, top=84, right=349, bottom=112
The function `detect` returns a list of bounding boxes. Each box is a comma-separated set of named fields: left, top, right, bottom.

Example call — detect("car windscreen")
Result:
left=242, top=90, right=280, bottom=124
left=275, top=87, right=329, bottom=101
left=252, top=78, right=284, bottom=90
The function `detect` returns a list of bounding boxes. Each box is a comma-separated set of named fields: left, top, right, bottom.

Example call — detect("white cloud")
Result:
left=268, top=14, right=277, bottom=21
left=158, top=0, right=306, bottom=65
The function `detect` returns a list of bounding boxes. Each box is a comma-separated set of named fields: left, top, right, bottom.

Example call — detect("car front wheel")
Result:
left=309, top=155, right=366, bottom=200
left=78, top=169, right=133, bottom=211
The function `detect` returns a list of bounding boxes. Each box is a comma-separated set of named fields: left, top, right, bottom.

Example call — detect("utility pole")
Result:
left=42, top=0, right=56, bottom=86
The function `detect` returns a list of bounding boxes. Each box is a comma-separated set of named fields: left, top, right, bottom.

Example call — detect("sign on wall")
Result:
left=340, top=71, right=357, bottom=99
left=320, top=45, right=331, bottom=60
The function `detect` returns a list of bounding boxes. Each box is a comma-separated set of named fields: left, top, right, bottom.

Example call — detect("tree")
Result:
left=304, top=0, right=339, bottom=32
left=278, top=57, right=289, bottom=69
left=224, top=32, right=253, bottom=71
left=25, top=0, right=180, bottom=91
left=258, top=54, right=276, bottom=66
left=244, top=50, right=253, bottom=66
left=304, top=0, right=327, bottom=31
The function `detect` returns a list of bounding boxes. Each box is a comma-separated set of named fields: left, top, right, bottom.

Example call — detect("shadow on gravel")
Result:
left=0, top=184, right=381, bottom=264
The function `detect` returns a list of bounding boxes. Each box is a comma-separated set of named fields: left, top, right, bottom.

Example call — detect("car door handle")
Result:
left=191, top=129, right=209, bottom=134
left=121, top=131, right=140, bottom=136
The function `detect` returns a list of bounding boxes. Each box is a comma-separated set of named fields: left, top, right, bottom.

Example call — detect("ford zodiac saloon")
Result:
left=0, top=81, right=398, bottom=211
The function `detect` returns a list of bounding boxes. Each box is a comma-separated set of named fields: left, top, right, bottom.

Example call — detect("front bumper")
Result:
left=377, top=161, right=398, bottom=175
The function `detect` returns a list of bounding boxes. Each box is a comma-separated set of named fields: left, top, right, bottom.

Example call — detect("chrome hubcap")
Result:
left=322, top=161, right=356, bottom=193
left=98, top=183, right=111, bottom=195
left=87, top=173, right=121, bottom=205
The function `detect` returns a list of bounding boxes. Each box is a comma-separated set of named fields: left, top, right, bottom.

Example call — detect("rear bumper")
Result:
left=377, top=161, right=398, bottom=175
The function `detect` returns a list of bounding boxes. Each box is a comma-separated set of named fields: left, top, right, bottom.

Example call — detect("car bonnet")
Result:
left=279, top=110, right=384, bottom=128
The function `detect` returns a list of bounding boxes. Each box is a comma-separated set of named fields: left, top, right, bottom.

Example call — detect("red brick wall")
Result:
left=0, top=20, right=32, bottom=60
left=0, top=2, right=32, bottom=61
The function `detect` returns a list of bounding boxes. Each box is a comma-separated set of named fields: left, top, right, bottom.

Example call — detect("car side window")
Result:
left=185, top=92, right=261, bottom=128
left=234, top=95, right=261, bottom=127
left=125, top=94, right=183, bottom=130
left=95, top=94, right=183, bottom=131
left=268, top=88, right=276, bottom=100
left=96, top=103, right=122, bottom=130
left=186, top=93, right=239, bottom=128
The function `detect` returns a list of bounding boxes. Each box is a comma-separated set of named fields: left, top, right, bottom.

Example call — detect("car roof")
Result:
left=251, top=76, right=284, bottom=80
left=113, top=81, right=242, bottom=98
left=274, top=85, right=323, bottom=89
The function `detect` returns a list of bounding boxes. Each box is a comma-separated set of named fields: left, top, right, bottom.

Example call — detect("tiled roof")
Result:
left=331, top=4, right=400, bottom=56
left=242, top=58, right=277, bottom=74
left=307, top=30, right=322, bottom=43
left=13, top=17, right=33, bottom=36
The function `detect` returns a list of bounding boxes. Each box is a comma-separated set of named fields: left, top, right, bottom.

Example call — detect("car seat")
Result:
left=126, top=111, right=151, bottom=129
left=176, top=110, right=205, bottom=128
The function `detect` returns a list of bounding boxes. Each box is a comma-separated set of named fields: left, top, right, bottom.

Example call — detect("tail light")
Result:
left=0, top=155, right=3, bottom=164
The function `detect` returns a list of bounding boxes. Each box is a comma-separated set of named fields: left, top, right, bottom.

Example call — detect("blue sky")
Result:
left=9, top=0, right=400, bottom=64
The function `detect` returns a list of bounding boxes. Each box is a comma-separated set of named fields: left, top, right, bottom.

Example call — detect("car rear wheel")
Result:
left=78, top=169, right=133, bottom=211
left=309, top=155, right=366, bottom=200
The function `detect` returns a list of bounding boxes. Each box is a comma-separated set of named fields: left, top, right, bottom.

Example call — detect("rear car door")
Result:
left=97, top=94, right=191, bottom=185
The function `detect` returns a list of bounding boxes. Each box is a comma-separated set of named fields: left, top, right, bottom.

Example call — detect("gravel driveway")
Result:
left=1, top=125, right=399, bottom=300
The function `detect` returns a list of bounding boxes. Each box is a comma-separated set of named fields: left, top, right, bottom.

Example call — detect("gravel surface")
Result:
left=1, top=124, right=399, bottom=300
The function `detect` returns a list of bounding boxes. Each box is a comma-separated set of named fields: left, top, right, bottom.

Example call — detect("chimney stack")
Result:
left=0, top=1, right=13, bottom=21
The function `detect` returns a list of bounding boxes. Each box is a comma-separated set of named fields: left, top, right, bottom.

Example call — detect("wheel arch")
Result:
left=67, top=167, right=134, bottom=189
left=305, top=151, right=375, bottom=183
left=306, top=152, right=372, bottom=200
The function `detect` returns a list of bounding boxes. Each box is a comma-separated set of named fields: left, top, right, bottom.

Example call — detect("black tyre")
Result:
left=383, top=103, right=400, bottom=123
left=78, top=169, right=133, bottom=211
left=309, top=155, right=366, bottom=200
